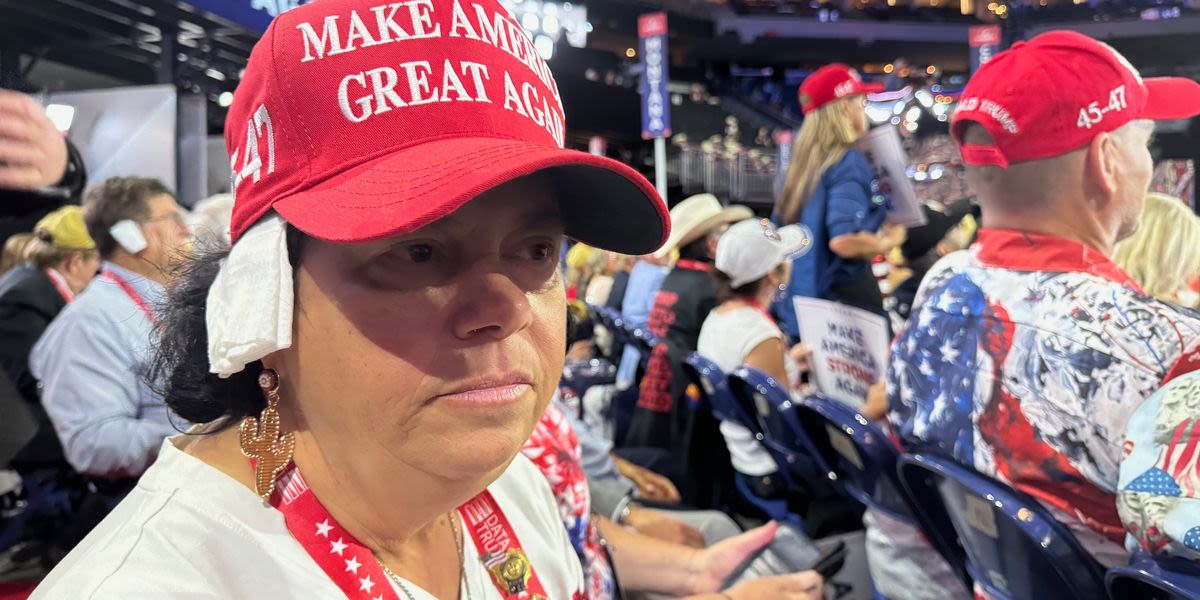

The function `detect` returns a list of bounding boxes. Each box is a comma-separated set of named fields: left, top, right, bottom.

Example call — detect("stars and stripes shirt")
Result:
left=866, top=230, right=1200, bottom=597
left=1119, top=370, right=1200, bottom=559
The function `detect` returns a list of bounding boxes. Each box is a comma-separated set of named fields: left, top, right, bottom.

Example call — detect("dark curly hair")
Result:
left=148, top=226, right=307, bottom=432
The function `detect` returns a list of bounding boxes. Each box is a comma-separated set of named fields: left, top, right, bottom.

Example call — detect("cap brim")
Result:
left=654, top=205, right=754, bottom=259
left=859, top=82, right=886, bottom=95
left=272, top=138, right=669, bottom=256
left=1142, top=77, right=1200, bottom=121
left=777, top=225, right=813, bottom=260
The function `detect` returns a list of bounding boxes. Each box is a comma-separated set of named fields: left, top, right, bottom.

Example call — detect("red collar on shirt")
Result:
left=972, top=229, right=1145, bottom=294
left=675, top=259, right=712, bottom=272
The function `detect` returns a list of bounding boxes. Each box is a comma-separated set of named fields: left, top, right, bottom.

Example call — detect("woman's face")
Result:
left=842, top=95, right=870, bottom=139
left=280, top=175, right=567, bottom=483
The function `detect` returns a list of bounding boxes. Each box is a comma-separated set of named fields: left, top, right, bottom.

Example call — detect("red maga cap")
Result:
left=225, top=0, right=669, bottom=254
left=952, top=30, right=1200, bottom=168
left=799, top=64, right=884, bottom=114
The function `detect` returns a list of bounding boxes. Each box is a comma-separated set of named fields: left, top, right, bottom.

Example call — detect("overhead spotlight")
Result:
left=926, top=65, right=937, bottom=75
left=995, top=4, right=1008, bottom=13
left=542, top=14, right=560, bottom=35
left=521, top=12, right=539, bottom=30
left=626, top=47, right=637, bottom=58
left=218, top=91, right=234, bottom=107
left=533, top=35, right=554, bottom=61
left=884, top=64, right=895, bottom=74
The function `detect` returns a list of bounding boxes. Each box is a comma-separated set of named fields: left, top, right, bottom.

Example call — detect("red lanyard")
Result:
left=267, top=462, right=549, bottom=600
left=742, top=297, right=778, bottom=329
left=102, top=268, right=156, bottom=325
left=675, top=259, right=712, bottom=272
left=43, top=268, right=74, bottom=303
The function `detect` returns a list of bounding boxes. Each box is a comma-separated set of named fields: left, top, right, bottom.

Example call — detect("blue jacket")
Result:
left=775, top=149, right=887, bottom=339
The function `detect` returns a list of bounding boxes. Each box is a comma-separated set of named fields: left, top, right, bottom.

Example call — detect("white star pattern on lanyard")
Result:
left=331, top=538, right=348, bottom=555
left=316, top=519, right=333, bottom=538
left=345, top=556, right=361, bottom=573
left=359, top=575, right=375, bottom=593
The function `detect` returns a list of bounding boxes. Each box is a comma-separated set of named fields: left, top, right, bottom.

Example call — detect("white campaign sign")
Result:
left=793, top=297, right=889, bottom=408
left=856, top=125, right=927, bottom=228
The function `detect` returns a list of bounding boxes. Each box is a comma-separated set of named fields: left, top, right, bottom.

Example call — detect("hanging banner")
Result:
left=969, top=25, right=1002, bottom=76
left=638, top=12, right=671, bottom=139
left=792, top=297, right=889, bottom=409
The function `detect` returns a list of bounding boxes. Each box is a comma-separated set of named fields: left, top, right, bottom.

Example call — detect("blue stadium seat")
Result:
left=897, top=453, right=1106, bottom=600
left=727, top=367, right=819, bottom=486
left=681, top=355, right=792, bottom=523
left=791, top=394, right=914, bottom=523
left=1107, top=552, right=1200, bottom=600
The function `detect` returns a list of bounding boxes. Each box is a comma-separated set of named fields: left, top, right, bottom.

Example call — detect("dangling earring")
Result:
left=240, top=368, right=296, bottom=500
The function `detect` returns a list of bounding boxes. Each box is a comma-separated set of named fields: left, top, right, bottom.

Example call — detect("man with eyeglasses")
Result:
left=30, top=177, right=192, bottom=489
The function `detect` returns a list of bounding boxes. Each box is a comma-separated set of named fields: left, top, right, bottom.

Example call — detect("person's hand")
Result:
left=686, top=521, right=777, bottom=593
left=788, top=343, right=812, bottom=374
left=0, top=90, right=69, bottom=190
left=723, top=571, right=825, bottom=600
left=623, top=506, right=706, bottom=548
left=880, top=223, right=907, bottom=251
left=863, top=381, right=889, bottom=421
left=614, top=456, right=681, bottom=504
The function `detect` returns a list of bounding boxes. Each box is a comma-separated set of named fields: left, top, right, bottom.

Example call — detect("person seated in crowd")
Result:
left=603, top=252, right=635, bottom=312
left=1112, top=192, right=1200, bottom=307
left=29, top=176, right=190, bottom=481
left=526, top=393, right=825, bottom=599
left=0, top=206, right=99, bottom=471
left=0, top=232, right=35, bottom=275
left=875, top=31, right=1200, bottom=600
left=32, top=0, right=691, bottom=595
left=774, top=64, right=906, bottom=336
left=698, top=218, right=814, bottom=488
left=1118, top=370, right=1200, bottom=561
left=628, top=194, right=751, bottom=459
left=615, top=251, right=671, bottom=389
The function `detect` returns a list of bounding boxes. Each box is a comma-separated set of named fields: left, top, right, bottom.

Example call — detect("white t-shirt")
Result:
left=32, top=438, right=584, bottom=599
left=697, top=305, right=799, bottom=477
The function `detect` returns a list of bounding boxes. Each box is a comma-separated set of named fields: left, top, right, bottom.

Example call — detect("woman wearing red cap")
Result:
left=774, top=64, right=906, bottom=339
left=30, top=1, right=824, bottom=599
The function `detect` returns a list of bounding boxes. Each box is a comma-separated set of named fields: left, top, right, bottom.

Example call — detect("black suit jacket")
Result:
left=0, top=263, right=68, bottom=466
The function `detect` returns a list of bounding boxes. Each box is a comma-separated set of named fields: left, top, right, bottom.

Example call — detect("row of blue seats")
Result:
left=578, top=304, right=1200, bottom=600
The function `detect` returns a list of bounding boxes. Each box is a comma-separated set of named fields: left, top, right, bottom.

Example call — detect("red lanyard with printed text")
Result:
left=267, top=462, right=549, bottom=600
left=102, top=268, right=156, bottom=325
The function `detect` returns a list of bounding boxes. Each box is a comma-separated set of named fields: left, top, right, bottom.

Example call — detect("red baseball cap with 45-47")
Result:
left=951, top=30, right=1200, bottom=168
left=224, top=0, right=669, bottom=254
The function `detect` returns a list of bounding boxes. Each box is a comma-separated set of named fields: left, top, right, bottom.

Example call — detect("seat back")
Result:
left=791, top=394, right=914, bottom=522
left=728, top=367, right=816, bottom=486
left=681, top=353, right=741, bottom=424
left=897, top=453, right=1107, bottom=600
left=1107, top=554, right=1200, bottom=600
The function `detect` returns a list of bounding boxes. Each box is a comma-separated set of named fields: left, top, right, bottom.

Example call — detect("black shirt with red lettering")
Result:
left=625, top=263, right=717, bottom=452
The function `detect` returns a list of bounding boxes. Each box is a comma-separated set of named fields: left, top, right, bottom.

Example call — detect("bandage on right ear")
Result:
left=109, top=220, right=148, bottom=254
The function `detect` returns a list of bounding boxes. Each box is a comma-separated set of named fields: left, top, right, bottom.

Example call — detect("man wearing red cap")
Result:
left=872, top=31, right=1200, bottom=599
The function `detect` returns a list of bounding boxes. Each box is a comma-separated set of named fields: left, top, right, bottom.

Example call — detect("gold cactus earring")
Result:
left=240, top=368, right=296, bottom=500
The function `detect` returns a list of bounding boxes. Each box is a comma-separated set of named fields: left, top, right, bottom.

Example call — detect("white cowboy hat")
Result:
left=654, top=194, right=754, bottom=259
